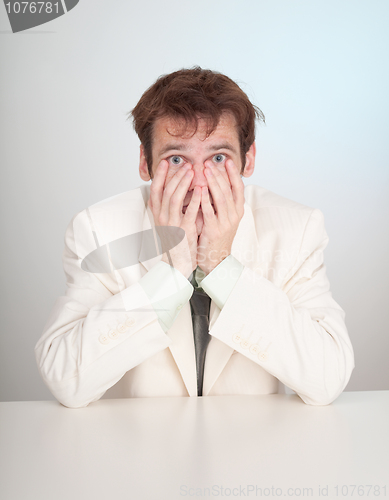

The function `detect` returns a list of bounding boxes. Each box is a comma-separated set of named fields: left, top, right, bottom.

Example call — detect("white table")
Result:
left=0, top=391, right=388, bottom=500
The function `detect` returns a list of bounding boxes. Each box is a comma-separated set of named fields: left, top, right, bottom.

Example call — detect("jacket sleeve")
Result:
left=35, top=211, right=172, bottom=409
left=208, top=209, right=355, bottom=405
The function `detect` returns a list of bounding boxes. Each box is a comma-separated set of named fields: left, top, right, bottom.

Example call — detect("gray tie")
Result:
left=189, top=286, right=212, bottom=397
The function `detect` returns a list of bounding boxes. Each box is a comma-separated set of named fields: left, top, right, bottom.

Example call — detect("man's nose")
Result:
left=188, top=162, right=208, bottom=190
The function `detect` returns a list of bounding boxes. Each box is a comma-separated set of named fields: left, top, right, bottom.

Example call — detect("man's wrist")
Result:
left=139, top=260, right=194, bottom=332
left=198, top=251, right=232, bottom=276
left=198, top=255, right=244, bottom=309
left=161, top=253, right=194, bottom=280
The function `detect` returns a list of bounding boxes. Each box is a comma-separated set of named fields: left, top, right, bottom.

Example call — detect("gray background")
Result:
left=0, top=0, right=388, bottom=402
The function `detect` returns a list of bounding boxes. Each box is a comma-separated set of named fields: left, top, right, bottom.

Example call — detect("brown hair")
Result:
left=130, top=67, right=265, bottom=175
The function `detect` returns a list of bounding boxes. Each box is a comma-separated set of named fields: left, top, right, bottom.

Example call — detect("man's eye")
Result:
left=212, top=154, right=226, bottom=164
left=169, top=155, right=184, bottom=166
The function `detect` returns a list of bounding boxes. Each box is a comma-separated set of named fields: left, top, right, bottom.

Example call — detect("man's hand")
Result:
left=197, top=159, right=245, bottom=275
left=149, top=160, right=201, bottom=279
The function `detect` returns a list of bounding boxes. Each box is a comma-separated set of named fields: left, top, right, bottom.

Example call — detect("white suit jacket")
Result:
left=35, top=184, right=354, bottom=408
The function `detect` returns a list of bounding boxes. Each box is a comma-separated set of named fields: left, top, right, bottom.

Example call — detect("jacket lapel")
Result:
left=164, top=303, right=197, bottom=396
left=202, top=302, right=234, bottom=395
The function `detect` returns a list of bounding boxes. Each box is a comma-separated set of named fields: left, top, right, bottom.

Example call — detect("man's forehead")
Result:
left=153, top=113, right=238, bottom=142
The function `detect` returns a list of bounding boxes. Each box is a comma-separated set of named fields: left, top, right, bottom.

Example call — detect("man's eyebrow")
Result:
left=158, top=144, right=188, bottom=156
left=205, top=142, right=238, bottom=154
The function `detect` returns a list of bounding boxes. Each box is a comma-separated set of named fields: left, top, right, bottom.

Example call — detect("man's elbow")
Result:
left=300, top=359, right=355, bottom=406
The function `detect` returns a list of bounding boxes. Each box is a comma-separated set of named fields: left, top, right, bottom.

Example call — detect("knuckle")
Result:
left=163, top=186, right=172, bottom=198
left=170, top=195, right=180, bottom=206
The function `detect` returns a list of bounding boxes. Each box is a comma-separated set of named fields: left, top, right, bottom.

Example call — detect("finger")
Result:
left=183, top=185, right=201, bottom=224
left=149, top=160, right=168, bottom=216
left=208, top=163, right=238, bottom=221
left=159, top=165, right=192, bottom=222
left=167, top=168, right=195, bottom=224
left=207, top=160, right=244, bottom=220
left=226, top=159, right=245, bottom=213
left=200, top=186, right=216, bottom=224
left=204, top=167, right=229, bottom=224
left=205, top=160, right=243, bottom=222
left=205, top=160, right=234, bottom=204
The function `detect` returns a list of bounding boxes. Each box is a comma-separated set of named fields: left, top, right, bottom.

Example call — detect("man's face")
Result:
left=139, top=112, right=255, bottom=234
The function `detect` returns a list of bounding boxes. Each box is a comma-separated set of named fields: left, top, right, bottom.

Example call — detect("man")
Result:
left=35, top=68, right=354, bottom=408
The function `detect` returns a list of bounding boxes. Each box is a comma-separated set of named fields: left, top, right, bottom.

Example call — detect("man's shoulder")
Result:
left=70, top=185, right=149, bottom=223
left=86, top=184, right=150, bottom=213
left=66, top=185, right=150, bottom=245
left=236, top=186, right=327, bottom=270
left=243, top=185, right=325, bottom=240
left=244, top=184, right=315, bottom=215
